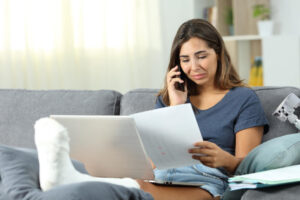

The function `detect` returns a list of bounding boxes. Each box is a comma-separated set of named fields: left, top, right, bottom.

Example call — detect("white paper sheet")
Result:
left=229, top=164, right=300, bottom=190
left=230, top=164, right=300, bottom=184
left=131, top=103, right=203, bottom=169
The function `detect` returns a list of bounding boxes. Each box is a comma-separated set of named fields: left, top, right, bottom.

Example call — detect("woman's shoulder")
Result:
left=155, top=95, right=167, bottom=108
left=231, top=86, right=256, bottom=95
left=156, top=95, right=164, bottom=103
left=229, top=87, right=258, bottom=101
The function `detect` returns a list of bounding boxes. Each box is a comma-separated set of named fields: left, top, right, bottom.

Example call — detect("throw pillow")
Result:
left=235, top=133, right=300, bottom=175
left=223, top=133, right=300, bottom=200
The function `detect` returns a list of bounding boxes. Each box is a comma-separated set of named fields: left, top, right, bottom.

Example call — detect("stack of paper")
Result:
left=229, top=164, right=300, bottom=190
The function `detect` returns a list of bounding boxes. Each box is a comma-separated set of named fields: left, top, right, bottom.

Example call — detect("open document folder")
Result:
left=229, top=164, right=300, bottom=190
left=51, top=103, right=203, bottom=179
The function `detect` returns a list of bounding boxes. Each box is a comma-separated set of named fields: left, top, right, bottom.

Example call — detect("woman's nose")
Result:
left=191, top=58, right=200, bottom=70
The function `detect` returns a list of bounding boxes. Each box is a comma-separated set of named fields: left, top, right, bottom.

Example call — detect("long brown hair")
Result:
left=158, top=19, right=245, bottom=105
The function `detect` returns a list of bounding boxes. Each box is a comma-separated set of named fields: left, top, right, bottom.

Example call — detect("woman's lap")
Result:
left=153, top=163, right=228, bottom=198
left=137, top=180, right=214, bottom=200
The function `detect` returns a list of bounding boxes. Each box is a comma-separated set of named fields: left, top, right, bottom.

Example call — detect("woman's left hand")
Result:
left=188, top=141, right=234, bottom=169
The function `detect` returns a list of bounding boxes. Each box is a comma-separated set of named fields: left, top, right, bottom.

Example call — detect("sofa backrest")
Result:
left=253, top=86, right=300, bottom=142
left=120, top=87, right=300, bottom=142
left=120, top=89, right=158, bottom=115
left=0, top=89, right=122, bottom=148
left=0, top=86, right=299, bottom=149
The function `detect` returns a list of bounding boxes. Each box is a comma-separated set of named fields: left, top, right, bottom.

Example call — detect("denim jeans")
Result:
left=154, top=163, right=228, bottom=197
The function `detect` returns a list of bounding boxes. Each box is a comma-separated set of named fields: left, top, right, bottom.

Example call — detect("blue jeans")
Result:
left=154, top=163, right=228, bottom=197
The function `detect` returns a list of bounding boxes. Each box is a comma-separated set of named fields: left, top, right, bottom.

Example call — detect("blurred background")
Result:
left=0, top=0, right=299, bottom=93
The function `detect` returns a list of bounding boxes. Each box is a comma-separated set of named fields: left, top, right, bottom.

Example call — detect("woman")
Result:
left=35, top=19, right=268, bottom=200
left=137, top=19, right=269, bottom=199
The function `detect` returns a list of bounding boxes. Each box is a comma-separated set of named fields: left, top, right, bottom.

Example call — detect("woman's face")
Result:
left=179, top=37, right=218, bottom=89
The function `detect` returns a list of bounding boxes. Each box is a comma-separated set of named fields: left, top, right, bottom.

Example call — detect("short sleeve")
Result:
left=155, top=96, right=166, bottom=109
left=234, top=91, right=269, bottom=134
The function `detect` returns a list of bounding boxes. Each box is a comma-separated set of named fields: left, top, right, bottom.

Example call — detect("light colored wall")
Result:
left=263, top=35, right=300, bottom=87
left=271, top=0, right=300, bottom=35
left=265, top=1, right=300, bottom=87
left=159, top=0, right=194, bottom=72
left=158, top=0, right=215, bottom=71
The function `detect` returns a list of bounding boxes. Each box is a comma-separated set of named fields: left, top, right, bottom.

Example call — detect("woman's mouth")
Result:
left=192, top=73, right=207, bottom=80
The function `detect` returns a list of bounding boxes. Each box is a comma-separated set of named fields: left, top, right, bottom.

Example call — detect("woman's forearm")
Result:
left=223, top=154, right=244, bottom=175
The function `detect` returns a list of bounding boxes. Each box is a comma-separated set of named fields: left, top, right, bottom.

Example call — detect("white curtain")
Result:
left=0, top=0, right=164, bottom=93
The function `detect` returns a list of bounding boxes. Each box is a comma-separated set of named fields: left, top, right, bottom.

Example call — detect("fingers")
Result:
left=170, top=78, right=184, bottom=88
left=190, top=148, right=219, bottom=168
left=188, top=141, right=218, bottom=164
left=189, top=140, right=234, bottom=169
left=189, top=147, right=214, bottom=155
left=189, top=141, right=229, bottom=168
left=167, top=66, right=182, bottom=85
left=168, top=65, right=180, bottom=76
left=193, top=141, right=216, bottom=149
left=191, top=151, right=217, bottom=168
left=170, top=65, right=179, bottom=72
left=192, top=154, right=214, bottom=163
left=168, top=71, right=181, bottom=80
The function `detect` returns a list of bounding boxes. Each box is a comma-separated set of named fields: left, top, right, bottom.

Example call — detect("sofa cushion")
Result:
left=241, top=183, right=300, bottom=200
left=0, top=89, right=122, bottom=148
left=223, top=133, right=300, bottom=200
left=235, top=133, right=300, bottom=175
left=0, top=145, right=153, bottom=200
left=0, top=145, right=86, bottom=199
left=120, top=89, right=159, bottom=115
left=253, top=87, right=300, bottom=142
left=239, top=133, right=300, bottom=200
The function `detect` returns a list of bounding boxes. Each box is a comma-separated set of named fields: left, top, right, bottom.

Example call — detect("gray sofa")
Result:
left=0, top=86, right=300, bottom=200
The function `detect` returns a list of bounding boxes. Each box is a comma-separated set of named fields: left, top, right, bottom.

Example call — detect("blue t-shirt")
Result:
left=155, top=87, right=269, bottom=155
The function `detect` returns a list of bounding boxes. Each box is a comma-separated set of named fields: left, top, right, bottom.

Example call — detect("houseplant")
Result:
left=225, top=7, right=234, bottom=35
left=253, top=4, right=273, bottom=36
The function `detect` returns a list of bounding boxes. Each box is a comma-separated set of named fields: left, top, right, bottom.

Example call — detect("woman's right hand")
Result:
left=167, top=66, right=188, bottom=106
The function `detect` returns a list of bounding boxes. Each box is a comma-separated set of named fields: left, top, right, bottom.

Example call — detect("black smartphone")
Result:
left=174, top=61, right=186, bottom=92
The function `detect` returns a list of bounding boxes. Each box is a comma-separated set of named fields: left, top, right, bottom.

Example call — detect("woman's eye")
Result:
left=182, top=60, right=189, bottom=63
left=198, top=56, right=207, bottom=59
